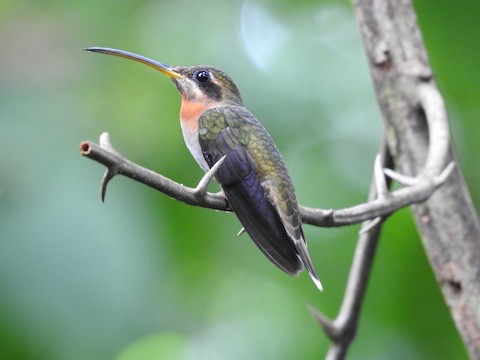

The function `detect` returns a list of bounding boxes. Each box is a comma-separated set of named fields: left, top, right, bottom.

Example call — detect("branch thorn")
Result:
left=434, top=161, right=455, bottom=186
left=100, top=169, right=115, bottom=202
left=99, top=132, right=120, bottom=155
left=193, top=155, right=227, bottom=196
left=98, top=133, right=120, bottom=202
left=384, top=168, right=418, bottom=186
left=359, top=217, right=382, bottom=234
left=308, top=304, right=338, bottom=341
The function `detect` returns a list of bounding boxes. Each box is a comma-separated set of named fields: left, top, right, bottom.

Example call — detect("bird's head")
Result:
left=85, top=47, right=243, bottom=106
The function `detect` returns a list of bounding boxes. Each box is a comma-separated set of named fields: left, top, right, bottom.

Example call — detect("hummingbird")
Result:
left=85, top=47, right=323, bottom=291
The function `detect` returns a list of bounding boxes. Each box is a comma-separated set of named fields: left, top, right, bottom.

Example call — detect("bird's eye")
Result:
left=194, top=70, right=210, bottom=83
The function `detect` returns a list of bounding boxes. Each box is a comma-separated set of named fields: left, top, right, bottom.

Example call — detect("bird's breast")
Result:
left=180, top=99, right=215, bottom=172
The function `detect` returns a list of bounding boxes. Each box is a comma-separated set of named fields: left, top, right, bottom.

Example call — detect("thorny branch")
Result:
left=309, top=137, right=393, bottom=360
left=80, top=131, right=452, bottom=228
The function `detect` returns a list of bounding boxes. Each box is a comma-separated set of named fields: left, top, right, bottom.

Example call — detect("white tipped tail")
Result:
left=308, top=271, right=324, bottom=292
left=293, top=237, right=323, bottom=292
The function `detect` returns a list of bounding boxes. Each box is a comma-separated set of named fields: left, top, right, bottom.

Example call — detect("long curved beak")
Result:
left=84, top=47, right=183, bottom=79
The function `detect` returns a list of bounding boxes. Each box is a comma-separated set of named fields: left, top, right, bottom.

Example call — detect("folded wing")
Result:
left=199, top=106, right=303, bottom=275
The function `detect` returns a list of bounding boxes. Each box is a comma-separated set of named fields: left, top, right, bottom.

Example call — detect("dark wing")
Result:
left=198, top=106, right=303, bottom=275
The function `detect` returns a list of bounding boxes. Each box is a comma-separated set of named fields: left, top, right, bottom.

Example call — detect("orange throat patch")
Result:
left=180, top=99, right=214, bottom=132
left=179, top=98, right=216, bottom=172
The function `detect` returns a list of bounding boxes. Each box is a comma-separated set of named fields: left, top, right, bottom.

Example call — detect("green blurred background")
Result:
left=1, top=0, right=478, bottom=359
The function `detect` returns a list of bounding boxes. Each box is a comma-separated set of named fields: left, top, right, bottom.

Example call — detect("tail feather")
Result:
left=293, top=238, right=323, bottom=291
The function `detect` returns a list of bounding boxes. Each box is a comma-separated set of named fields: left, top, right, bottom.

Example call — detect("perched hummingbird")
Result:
left=85, top=47, right=323, bottom=291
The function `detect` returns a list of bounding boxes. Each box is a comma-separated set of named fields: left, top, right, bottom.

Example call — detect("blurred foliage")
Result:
left=0, top=0, right=478, bottom=359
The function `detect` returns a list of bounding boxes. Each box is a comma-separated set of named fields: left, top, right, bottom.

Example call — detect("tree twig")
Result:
left=310, top=136, right=393, bottom=360
left=80, top=133, right=229, bottom=210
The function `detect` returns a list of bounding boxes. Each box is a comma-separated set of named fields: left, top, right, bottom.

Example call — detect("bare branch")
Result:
left=80, top=133, right=452, bottom=228
left=300, top=170, right=449, bottom=227
left=310, top=137, right=393, bottom=359
left=80, top=138, right=229, bottom=210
